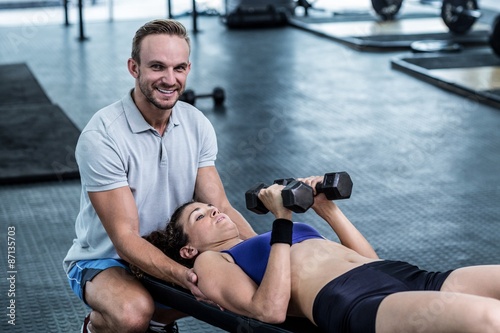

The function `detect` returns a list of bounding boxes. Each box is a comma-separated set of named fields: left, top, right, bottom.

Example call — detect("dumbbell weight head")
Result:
left=245, top=182, right=269, bottom=214
left=274, top=178, right=314, bottom=213
left=213, top=87, right=225, bottom=106
left=180, top=89, right=196, bottom=105
left=490, top=15, right=500, bottom=58
left=281, top=180, right=314, bottom=213
left=317, top=172, right=353, bottom=200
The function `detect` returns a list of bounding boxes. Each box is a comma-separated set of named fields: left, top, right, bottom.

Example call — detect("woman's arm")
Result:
left=195, top=245, right=291, bottom=323
left=300, top=176, right=379, bottom=259
left=195, top=184, right=293, bottom=323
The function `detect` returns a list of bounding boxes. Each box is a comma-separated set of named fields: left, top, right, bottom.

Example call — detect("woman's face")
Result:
left=179, top=202, right=239, bottom=251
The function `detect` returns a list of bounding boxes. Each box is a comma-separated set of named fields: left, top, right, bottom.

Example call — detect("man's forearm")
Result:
left=116, top=234, right=191, bottom=288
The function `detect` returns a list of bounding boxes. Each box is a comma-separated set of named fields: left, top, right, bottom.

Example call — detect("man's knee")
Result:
left=85, top=267, right=155, bottom=332
left=91, top=293, right=154, bottom=333
left=117, top=294, right=155, bottom=332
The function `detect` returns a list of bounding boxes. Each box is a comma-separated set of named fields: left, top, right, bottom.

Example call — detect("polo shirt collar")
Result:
left=123, top=90, right=180, bottom=134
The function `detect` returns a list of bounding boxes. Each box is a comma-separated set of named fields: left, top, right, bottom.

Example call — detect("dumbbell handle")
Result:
left=195, top=93, right=213, bottom=98
left=245, top=180, right=313, bottom=214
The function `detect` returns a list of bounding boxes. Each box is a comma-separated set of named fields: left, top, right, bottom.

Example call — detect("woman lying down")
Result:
left=132, top=175, right=500, bottom=333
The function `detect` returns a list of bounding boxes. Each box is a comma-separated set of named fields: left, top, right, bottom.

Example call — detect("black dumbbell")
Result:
left=274, top=171, right=353, bottom=201
left=180, top=87, right=225, bottom=106
left=245, top=180, right=314, bottom=214
left=280, top=180, right=315, bottom=213
left=245, top=172, right=353, bottom=214
left=245, top=183, right=269, bottom=214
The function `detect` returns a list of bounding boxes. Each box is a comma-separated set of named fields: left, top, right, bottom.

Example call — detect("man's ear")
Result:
left=180, top=245, right=199, bottom=259
left=127, top=58, right=139, bottom=78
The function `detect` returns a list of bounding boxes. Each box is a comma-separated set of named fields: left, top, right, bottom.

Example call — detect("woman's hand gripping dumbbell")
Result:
left=245, top=172, right=352, bottom=214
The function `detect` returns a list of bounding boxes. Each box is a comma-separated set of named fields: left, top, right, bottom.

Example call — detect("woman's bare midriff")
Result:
left=287, top=239, right=380, bottom=323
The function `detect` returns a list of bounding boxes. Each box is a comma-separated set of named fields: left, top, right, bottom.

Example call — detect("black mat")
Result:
left=391, top=50, right=500, bottom=109
left=0, top=63, right=52, bottom=105
left=288, top=12, right=490, bottom=51
left=0, top=63, right=80, bottom=184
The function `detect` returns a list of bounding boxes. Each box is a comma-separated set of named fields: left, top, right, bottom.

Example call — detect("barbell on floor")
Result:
left=410, top=13, right=500, bottom=56
left=371, top=0, right=481, bottom=35
left=441, top=0, right=481, bottom=35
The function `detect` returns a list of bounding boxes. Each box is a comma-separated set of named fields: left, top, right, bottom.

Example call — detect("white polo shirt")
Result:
left=63, top=91, right=217, bottom=272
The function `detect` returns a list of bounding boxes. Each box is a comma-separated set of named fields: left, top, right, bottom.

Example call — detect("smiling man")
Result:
left=63, top=19, right=255, bottom=333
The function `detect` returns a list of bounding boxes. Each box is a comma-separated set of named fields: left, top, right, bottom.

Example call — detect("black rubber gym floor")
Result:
left=0, top=10, right=499, bottom=333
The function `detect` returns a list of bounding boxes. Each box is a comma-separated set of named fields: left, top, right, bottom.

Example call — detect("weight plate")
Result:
left=213, top=87, right=225, bottom=105
left=371, top=0, right=403, bottom=21
left=441, top=0, right=479, bottom=34
left=490, top=15, right=500, bottom=57
left=410, top=40, right=462, bottom=53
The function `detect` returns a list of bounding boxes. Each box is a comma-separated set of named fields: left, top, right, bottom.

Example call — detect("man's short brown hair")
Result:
left=131, top=19, right=190, bottom=64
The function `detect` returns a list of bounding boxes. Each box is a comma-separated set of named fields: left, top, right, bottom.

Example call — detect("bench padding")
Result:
left=141, top=275, right=321, bottom=333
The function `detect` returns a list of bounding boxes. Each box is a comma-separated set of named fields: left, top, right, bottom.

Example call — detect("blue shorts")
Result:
left=312, top=260, right=453, bottom=333
left=67, top=258, right=129, bottom=306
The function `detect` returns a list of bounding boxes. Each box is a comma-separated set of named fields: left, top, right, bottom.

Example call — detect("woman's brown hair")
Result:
left=130, top=201, right=196, bottom=278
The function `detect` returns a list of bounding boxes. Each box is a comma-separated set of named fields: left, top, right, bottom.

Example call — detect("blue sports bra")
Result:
left=222, top=222, right=324, bottom=284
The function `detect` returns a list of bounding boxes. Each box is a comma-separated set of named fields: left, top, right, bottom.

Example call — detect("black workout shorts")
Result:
left=312, top=260, right=453, bottom=333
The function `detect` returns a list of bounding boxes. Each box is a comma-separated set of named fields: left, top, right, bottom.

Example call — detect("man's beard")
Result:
left=138, top=75, right=178, bottom=110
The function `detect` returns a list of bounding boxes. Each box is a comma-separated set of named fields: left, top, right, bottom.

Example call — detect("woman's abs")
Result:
left=288, top=239, right=378, bottom=321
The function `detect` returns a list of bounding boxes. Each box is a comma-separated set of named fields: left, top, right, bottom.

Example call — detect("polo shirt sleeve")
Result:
left=198, top=115, right=218, bottom=168
left=76, top=129, right=128, bottom=192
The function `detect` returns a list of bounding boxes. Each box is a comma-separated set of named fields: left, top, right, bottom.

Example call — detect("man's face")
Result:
left=133, top=34, right=191, bottom=111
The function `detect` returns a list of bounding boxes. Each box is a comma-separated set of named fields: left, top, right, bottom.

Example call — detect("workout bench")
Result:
left=141, top=275, right=321, bottom=333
